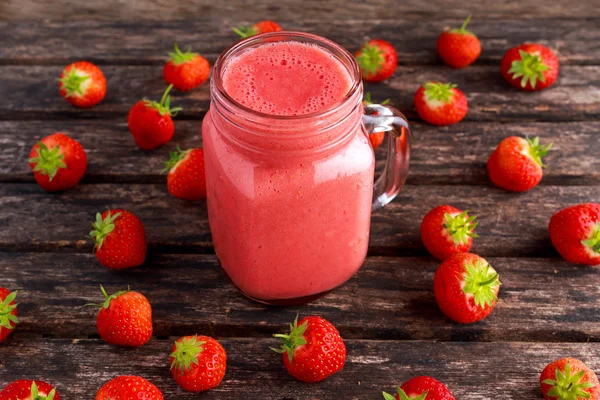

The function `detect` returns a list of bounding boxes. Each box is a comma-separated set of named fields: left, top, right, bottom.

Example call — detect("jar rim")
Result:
left=212, top=31, right=362, bottom=122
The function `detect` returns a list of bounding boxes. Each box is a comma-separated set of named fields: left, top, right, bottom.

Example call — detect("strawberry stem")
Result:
left=143, top=84, right=183, bottom=117
left=170, top=335, right=207, bottom=374
left=363, top=91, right=390, bottom=106
left=356, top=44, right=384, bottom=78
left=233, top=25, right=258, bottom=38
left=28, top=142, right=67, bottom=181
left=443, top=211, right=479, bottom=245
left=86, top=285, right=129, bottom=309
left=542, top=362, right=597, bottom=399
left=271, top=315, right=308, bottom=363
left=451, top=15, right=473, bottom=34
left=383, top=388, right=428, bottom=400
left=424, top=82, right=457, bottom=104
left=162, top=147, right=191, bottom=174
left=0, top=291, right=18, bottom=331
left=30, top=381, right=56, bottom=400
left=462, top=259, right=501, bottom=308
left=582, top=223, right=600, bottom=254
left=58, top=66, right=90, bottom=97
left=508, top=50, right=550, bottom=89
left=526, top=136, right=552, bottom=167
left=168, top=43, right=198, bottom=65
left=89, top=211, right=122, bottom=250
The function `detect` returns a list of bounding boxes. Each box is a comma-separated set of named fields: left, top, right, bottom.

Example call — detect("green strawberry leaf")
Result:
left=543, top=361, right=596, bottom=399
left=443, top=210, right=479, bottom=245
left=28, top=142, right=67, bottom=181
left=463, top=259, right=501, bottom=308
left=508, top=50, right=550, bottom=89
left=170, top=335, right=207, bottom=374
left=271, top=315, right=308, bottom=363
left=424, top=82, right=457, bottom=104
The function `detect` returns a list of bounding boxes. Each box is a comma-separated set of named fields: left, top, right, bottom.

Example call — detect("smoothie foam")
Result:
left=222, top=41, right=353, bottom=116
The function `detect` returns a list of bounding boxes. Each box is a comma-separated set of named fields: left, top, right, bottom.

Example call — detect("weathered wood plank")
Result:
left=1, top=120, right=599, bottom=186
left=1, top=183, right=599, bottom=256
left=2, top=339, right=600, bottom=399
left=1, top=19, right=599, bottom=65
left=2, top=0, right=599, bottom=21
left=0, top=65, right=599, bottom=121
left=2, top=252, right=600, bottom=341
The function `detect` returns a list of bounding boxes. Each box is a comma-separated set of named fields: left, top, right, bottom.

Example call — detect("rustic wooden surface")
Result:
left=1, top=1, right=600, bottom=398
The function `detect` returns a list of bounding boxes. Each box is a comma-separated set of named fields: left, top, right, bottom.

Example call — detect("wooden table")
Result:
left=1, top=1, right=600, bottom=398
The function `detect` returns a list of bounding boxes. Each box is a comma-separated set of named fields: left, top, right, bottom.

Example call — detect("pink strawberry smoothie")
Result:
left=202, top=40, right=375, bottom=302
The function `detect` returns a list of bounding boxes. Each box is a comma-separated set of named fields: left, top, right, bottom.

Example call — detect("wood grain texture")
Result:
left=1, top=120, right=599, bottom=186
left=2, top=338, right=600, bottom=399
left=1, top=183, right=599, bottom=256
left=2, top=252, right=600, bottom=341
left=2, top=0, right=600, bottom=21
left=0, top=64, right=599, bottom=121
left=1, top=18, right=599, bottom=65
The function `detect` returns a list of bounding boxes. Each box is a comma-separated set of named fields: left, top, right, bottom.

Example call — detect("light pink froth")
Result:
left=222, top=41, right=353, bottom=116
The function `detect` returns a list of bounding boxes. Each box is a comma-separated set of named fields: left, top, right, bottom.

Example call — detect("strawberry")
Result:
left=414, top=82, right=468, bottom=126
left=233, top=20, right=282, bottom=38
left=363, top=92, right=390, bottom=149
left=501, top=43, right=559, bottom=91
left=127, top=84, right=182, bottom=150
left=487, top=136, right=552, bottom=192
left=163, top=147, right=207, bottom=200
left=383, top=376, right=455, bottom=400
left=540, top=358, right=599, bottom=400
left=437, top=16, right=481, bottom=69
left=89, top=285, right=152, bottom=347
left=89, top=209, right=147, bottom=269
left=549, top=203, right=600, bottom=265
left=170, top=335, right=227, bottom=392
left=58, top=61, right=106, bottom=108
left=272, top=316, right=346, bottom=383
left=96, top=376, right=163, bottom=400
left=355, top=40, right=398, bottom=82
left=434, top=253, right=501, bottom=324
left=421, top=205, right=478, bottom=261
left=0, top=288, right=18, bottom=343
left=163, top=44, right=210, bottom=91
left=0, top=380, right=60, bottom=400
left=28, top=133, right=87, bottom=192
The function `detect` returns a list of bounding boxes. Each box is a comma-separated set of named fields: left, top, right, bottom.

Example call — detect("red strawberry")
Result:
left=170, top=335, right=227, bottom=392
left=421, top=205, right=478, bottom=261
left=501, top=43, right=559, bottom=91
left=437, top=16, right=481, bottom=69
left=163, top=44, right=210, bottom=91
left=549, top=203, right=600, bottom=265
left=0, top=380, right=60, bottom=400
left=164, top=148, right=207, bottom=200
left=90, top=286, right=152, bottom=347
left=28, top=133, right=87, bottom=192
left=414, top=82, right=468, bottom=126
left=434, top=253, right=501, bottom=324
left=0, top=288, right=18, bottom=343
left=355, top=40, right=398, bottom=82
left=383, top=376, right=455, bottom=400
left=233, top=20, right=282, bottom=38
left=273, top=316, right=346, bottom=383
left=363, top=92, right=391, bottom=149
left=89, top=209, right=147, bottom=269
left=127, top=84, right=182, bottom=150
left=540, top=358, right=599, bottom=400
left=487, top=136, right=551, bottom=192
left=58, top=61, right=106, bottom=108
left=96, top=376, right=163, bottom=400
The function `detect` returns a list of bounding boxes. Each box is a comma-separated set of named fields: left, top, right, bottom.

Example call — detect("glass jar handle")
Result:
left=363, top=104, right=412, bottom=211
